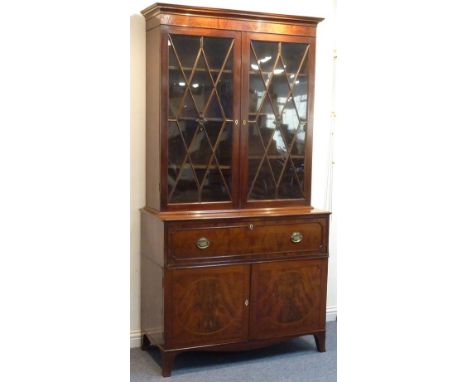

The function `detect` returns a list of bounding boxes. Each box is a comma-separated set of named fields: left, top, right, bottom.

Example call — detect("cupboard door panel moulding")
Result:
left=165, top=265, right=250, bottom=348
left=140, top=2, right=328, bottom=377
left=250, top=259, right=328, bottom=340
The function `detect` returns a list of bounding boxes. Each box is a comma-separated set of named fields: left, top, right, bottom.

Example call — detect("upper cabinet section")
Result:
left=143, top=3, right=322, bottom=211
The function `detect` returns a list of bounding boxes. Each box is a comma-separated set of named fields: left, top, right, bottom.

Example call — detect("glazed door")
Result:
left=249, top=259, right=327, bottom=340
left=241, top=33, right=315, bottom=207
left=165, top=264, right=250, bottom=347
left=162, top=27, right=241, bottom=209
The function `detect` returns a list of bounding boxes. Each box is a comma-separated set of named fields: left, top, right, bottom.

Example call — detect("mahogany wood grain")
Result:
left=146, top=26, right=162, bottom=210
left=239, top=31, right=249, bottom=208
left=142, top=3, right=323, bottom=36
left=141, top=210, right=165, bottom=266
left=161, top=350, right=180, bottom=377
left=156, top=330, right=327, bottom=353
left=165, top=264, right=250, bottom=348
left=155, top=15, right=317, bottom=37
left=250, top=259, right=328, bottom=340
left=143, top=205, right=330, bottom=221
left=154, top=328, right=327, bottom=376
left=313, top=331, right=326, bottom=352
left=140, top=212, right=165, bottom=342
left=304, top=34, right=317, bottom=205
left=142, top=3, right=324, bottom=25
left=167, top=218, right=327, bottom=261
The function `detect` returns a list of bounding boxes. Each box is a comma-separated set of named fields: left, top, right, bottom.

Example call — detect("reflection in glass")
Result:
left=248, top=40, right=309, bottom=201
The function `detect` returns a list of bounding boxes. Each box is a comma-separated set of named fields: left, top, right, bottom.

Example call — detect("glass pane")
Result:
left=215, top=69, right=233, bottom=118
left=201, top=169, right=230, bottom=201
left=167, top=34, right=234, bottom=204
left=292, top=158, right=305, bottom=189
left=277, top=159, right=303, bottom=199
left=169, top=35, right=200, bottom=78
left=248, top=40, right=309, bottom=201
left=169, top=48, right=198, bottom=118
left=167, top=121, right=186, bottom=197
left=190, top=70, right=213, bottom=115
left=250, top=41, right=277, bottom=75
left=204, top=37, right=233, bottom=71
left=282, top=43, right=308, bottom=81
left=292, top=56, right=308, bottom=122
left=249, top=158, right=275, bottom=200
left=267, top=66, right=289, bottom=118
left=170, top=167, right=199, bottom=203
left=282, top=97, right=300, bottom=147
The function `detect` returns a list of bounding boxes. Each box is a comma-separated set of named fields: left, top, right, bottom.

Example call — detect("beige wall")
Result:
left=130, top=13, right=146, bottom=341
left=130, top=0, right=337, bottom=346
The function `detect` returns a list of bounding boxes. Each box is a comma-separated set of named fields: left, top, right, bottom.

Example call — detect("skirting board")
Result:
left=130, top=306, right=337, bottom=348
left=325, top=305, right=337, bottom=322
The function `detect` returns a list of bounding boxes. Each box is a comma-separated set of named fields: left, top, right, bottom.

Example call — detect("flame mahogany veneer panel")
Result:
left=165, top=264, right=250, bottom=347
left=250, top=258, right=328, bottom=340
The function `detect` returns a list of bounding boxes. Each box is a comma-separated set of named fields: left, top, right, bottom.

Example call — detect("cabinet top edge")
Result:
left=141, top=206, right=331, bottom=221
left=141, top=2, right=324, bottom=26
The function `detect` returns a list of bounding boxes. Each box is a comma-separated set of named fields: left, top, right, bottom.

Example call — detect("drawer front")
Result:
left=167, top=217, right=328, bottom=262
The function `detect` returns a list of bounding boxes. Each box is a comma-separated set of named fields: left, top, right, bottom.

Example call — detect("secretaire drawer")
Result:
left=167, top=218, right=328, bottom=261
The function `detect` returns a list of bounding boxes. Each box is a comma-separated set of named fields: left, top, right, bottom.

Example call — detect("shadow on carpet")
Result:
left=131, top=320, right=336, bottom=382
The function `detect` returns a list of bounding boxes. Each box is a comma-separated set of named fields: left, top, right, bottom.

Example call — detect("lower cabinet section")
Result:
left=164, top=259, right=327, bottom=348
left=165, top=265, right=250, bottom=348
left=140, top=208, right=331, bottom=377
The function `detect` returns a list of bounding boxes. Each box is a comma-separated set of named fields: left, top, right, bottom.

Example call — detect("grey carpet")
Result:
left=130, top=321, right=336, bottom=382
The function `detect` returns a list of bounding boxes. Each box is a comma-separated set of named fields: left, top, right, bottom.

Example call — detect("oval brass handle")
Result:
left=290, top=232, right=303, bottom=244
left=196, top=237, right=210, bottom=250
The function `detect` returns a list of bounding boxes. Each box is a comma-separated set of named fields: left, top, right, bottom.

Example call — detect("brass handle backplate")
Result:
left=245, top=299, right=249, bottom=306
left=290, top=232, right=303, bottom=244
left=196, top=237, right=210, bottom=250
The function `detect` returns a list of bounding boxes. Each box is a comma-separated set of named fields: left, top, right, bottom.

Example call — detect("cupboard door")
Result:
left=250, top=259, right=327, bottom=340
left=163, top=28, right=241, bottom=208
left=241, top=33, right=315, bottom=206
left=166, top=264, right=250, bottom=347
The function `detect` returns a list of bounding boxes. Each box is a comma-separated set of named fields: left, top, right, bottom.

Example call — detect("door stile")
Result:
left=303, top=37, right=316, bottom=206
left=231, top=30, right=243, bottom=209
left=239, top=32, right=250, bottom=208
